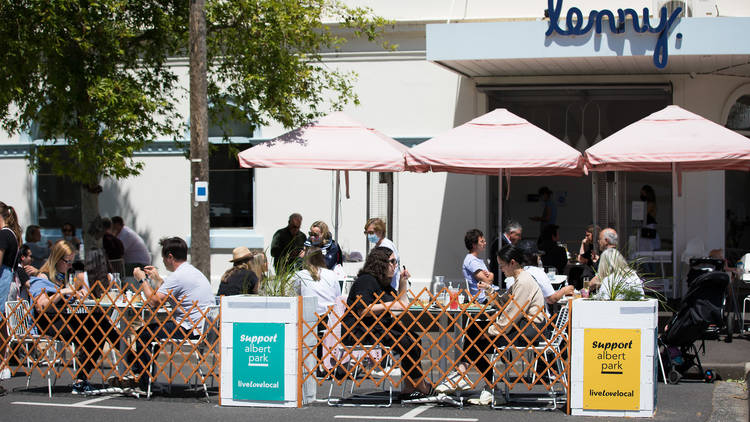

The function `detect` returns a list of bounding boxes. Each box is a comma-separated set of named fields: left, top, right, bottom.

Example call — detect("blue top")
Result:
left=462, top=253, right=488, bottom=302
left=28, top=276, right=60, bottom=298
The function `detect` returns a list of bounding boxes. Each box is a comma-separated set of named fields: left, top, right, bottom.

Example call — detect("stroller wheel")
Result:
left=668, top=369, right=681, bottom=385
left=703, top=369, right=716, bottom=383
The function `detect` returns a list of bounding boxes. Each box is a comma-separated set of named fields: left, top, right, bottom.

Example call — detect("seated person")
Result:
left=505, top=240, right=574, bottom=307
left=74, top=248, right=115, bottom=298
left=293, top=247, right=341, bottom=315
left=342, top=246, right=432, bottom=398
left=125, top=237, right=215, bottom=390
left=30, top=240, right=119, bottom=394
left=538, top=224, right=567, bottom=274
left=217, top=247, right=258, bottom=296
left=437, top=244, right=547, bottom=403
left=462, top=229, right=494, bottom=303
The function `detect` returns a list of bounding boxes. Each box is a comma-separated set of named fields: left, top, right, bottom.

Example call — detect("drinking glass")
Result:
left=582, top=277, right=591, bottom=290
left=449, top=288, right=459, bottom=310
left=547, top=267, right=557, bottom=281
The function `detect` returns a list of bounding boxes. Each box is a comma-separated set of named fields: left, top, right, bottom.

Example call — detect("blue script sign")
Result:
left=545, top=0, right=682, bottom=69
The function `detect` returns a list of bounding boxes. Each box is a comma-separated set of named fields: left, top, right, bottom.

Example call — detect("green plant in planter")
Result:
left=260, top=247, right=301, bottom=297
left=593, top=249, right=646, bottom=301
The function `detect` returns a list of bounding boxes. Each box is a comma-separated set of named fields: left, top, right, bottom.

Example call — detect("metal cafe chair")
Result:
left=5, top=300, right=65, bottom=397
left=146, top=305, right=220, bottom=401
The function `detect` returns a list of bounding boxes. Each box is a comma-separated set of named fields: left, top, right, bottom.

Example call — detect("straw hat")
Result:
left=229, top=246, right=253, bottom=262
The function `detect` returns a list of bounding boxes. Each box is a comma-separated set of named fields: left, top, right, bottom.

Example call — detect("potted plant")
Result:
left=219, top=250, right=318, bottom=407
left=570, top=250, right=659, bottom=417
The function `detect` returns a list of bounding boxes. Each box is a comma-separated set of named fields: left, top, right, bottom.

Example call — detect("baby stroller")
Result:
left=659, top=271, right=728, bottom=384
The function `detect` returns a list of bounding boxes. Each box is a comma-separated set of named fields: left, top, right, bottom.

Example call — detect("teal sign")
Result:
left=232, top=322, right=285, bottom=401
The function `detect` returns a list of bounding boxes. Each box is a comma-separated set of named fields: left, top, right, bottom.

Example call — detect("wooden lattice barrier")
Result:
left=299, top=288, right=570, bottom=404
left=1, top=281, right=220, bottom=387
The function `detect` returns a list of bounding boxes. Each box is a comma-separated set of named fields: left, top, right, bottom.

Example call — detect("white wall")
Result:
left=1, top=158, right=34, bottom=230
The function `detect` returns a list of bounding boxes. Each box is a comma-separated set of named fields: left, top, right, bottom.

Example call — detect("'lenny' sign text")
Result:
left=545, top=0, right=682, bottom=69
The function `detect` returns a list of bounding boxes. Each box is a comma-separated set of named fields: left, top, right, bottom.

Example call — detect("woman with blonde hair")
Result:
left=218, top=247, right=258, bottom=296
left=38, top=240, right=76, bottom=285
left=29, top=240, right=119, bottom=394
left=293, top=247, right=341, bottom=315
left=303, top=220, right=342, bottom=270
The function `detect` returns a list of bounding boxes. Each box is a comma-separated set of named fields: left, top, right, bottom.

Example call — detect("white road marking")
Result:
left=400, top=405, right=434, bottom=418
left=12, top=396, right=136, bottom=410
left=335, top=405, right=478, bottom=422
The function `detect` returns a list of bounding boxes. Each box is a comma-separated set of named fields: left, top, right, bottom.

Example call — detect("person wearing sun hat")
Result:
left=217, top=246, right=258, bottom=296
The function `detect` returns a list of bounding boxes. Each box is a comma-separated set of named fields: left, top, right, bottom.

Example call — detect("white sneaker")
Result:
left=0, top=368, right=10, bottom=380
left=468, top=389, right=493, bottom=405
left=434, top=371, right=470, bottom=393
left=371, top=367, right=401, bottom=377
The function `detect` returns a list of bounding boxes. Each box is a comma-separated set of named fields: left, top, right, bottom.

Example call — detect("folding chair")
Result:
left=4, top=300, right=65, bottom=397
left=490, top=316, right=562, bottom=411
left=147, top=305, right=220, bottom=401
left=324, top=297, right=393, bottom=407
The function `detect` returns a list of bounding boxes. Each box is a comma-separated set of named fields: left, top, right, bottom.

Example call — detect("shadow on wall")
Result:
left=99, top=179, right=153, bottom=256
left=430, top=75, right=483, bottom=290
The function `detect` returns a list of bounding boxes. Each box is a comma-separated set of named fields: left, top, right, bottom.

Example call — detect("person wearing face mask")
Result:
left=302, top=221, right=342, bottom=270
left=363, top=218, right=400, bottom=290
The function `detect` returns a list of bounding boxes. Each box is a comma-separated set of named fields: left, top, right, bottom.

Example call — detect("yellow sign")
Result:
left=583, top=328, right=641, bottom=410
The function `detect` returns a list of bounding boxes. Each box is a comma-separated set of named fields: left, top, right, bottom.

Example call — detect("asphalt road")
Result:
left=1, top=373, right=744, bottom=422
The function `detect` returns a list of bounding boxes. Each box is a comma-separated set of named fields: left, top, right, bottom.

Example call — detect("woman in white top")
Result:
left=294, top=247, right=341, bottom=315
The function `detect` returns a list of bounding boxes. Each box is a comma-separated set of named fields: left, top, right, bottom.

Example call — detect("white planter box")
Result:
left=220, top=295, right=318, bottom=407
left=570, top=298, right=658, bottom=418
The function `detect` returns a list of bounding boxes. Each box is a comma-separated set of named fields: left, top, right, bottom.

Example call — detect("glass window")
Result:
left=36, top=146, right=82, bottom=228
left=209, top=144, right=253, bottom=228
left=726, top=95, right=750, bottom=131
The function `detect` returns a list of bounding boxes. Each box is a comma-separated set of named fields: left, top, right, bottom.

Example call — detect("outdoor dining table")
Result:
left=392, top=302, right=494, bottom=378
left=66, top=297, right=171, bottom=377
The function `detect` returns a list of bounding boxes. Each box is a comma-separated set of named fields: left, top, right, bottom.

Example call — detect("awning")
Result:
left=427, top=17, right=750, bottom=77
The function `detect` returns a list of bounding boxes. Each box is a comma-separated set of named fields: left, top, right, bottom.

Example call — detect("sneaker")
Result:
left=371, top=367, right=401, bottom=378
left=108, top=375, right=138, bottom=389
left=434, top=371, right=470, bottom=394
left=71, top=380, right=94, bottom=395
left=468, top=389, right=493, bottom=406
left=0, top=368, right=10, bottom=380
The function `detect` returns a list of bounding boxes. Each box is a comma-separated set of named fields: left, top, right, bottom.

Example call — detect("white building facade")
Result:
left=2, top=0, right=750, bottom=293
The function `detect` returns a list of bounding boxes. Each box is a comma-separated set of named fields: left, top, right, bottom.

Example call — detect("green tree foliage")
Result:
left=0, top=0, right=390, bottom=186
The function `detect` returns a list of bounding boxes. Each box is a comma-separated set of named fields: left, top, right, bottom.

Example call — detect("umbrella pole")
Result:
left=498, top=169, right=503, bottom=240
left=671, top=163, right=678, bottom=298
left=335, top=170, right=340, bottom=242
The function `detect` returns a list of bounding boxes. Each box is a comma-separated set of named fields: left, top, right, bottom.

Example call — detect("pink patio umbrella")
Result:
left=584, top=105, right=750, bottom=296
left=238, top=112, right=408, bottom=239
left=405, top=108, right=585, bottom=237
left=238, top=111, right=407, bottom=171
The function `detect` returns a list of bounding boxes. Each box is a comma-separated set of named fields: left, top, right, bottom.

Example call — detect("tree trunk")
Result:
left=189, top=0, right=210, bottom=279
left=80, top=184, right=103, bottom=260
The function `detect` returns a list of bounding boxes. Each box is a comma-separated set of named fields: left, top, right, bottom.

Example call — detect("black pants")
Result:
left=126, top=321, right=199, bottom=378
left=37, top=311, right=119, bottom=380
left=343, top=326, right=425, bottom=388
left=462, top=319, right=546, bottom=384
left=381, top=327, right=424, bottom=387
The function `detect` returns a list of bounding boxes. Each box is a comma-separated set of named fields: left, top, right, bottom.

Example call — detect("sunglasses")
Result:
left=388, top=258, right=397, bottom=265
left=364, top=231, right=376, bottom=235
left=61, top=258, right=72, bottom=264
left=308, top=232, right=319, bottom=237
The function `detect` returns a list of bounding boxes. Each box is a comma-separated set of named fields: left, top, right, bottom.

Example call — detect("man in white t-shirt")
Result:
left=111, top=216, right=151, bottom=272
left=462, top=229, right=494, bottom=303
left=121, top=237, right=214, bottom=389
